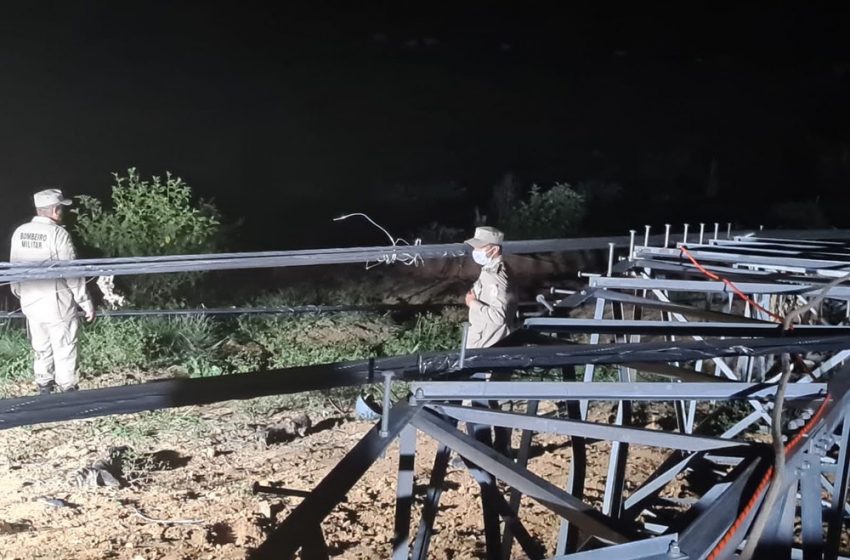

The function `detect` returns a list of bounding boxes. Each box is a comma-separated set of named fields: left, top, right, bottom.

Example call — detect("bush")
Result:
left=0, top=322, right=33, bottom=381
left=235, top=313, right=391, bottom=368
left=0, top=305, right=467, bottom=395
left=503, top=182, right=586, bottom=239
left=72, top=168, right=222, bottom=306
left=381, top=311, right=462, bottom=356
left=79, top=318, right=150, bottom=373
left=142, top=315, right=222, bottom=361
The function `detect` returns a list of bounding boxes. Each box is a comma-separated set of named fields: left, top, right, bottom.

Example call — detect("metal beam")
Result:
left=413, top=381, right=827, bottom=402
left=589, top=276, right=850, bottom=298
left=825, top=415, right=850, bottom=560
left=429, top=404, right=753, bottom=453
left=410, top=411, right=636, bottom=545
left=637, top=246, right=850, bottom=271
left=524, top=318, right=850, bottom=337
left=501, top=400, right=540, bottom=559
left=253, top=403, right=422, bottom=559
left=411, top=444, right=451, bottom=560
left=678, top=456, right=767, bottom=559
left=393, top=424, right=417, bottom=560
left=0, top=234, right=687, bottom=282
left=549, top=535, right=679, bottom=560
left=556, top=287, right=767, bottom=324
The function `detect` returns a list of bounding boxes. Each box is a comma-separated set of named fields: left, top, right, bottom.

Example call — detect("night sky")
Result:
left=1, top=3, right=849, bottom=251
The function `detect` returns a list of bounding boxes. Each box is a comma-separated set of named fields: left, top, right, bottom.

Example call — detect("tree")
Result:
left=502, top=182, right=586, bottom=239
left=73, top=168, right=222, bottom=306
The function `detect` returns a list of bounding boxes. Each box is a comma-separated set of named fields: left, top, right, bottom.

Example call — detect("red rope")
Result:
left=680, top=246, right=784, bottom=323
left=706, top=394, right=833, bottom=559
left=677, top=245, right=822, bottom=557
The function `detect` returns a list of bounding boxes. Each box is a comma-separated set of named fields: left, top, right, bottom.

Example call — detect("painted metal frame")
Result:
left=3, top=229, right=850, bottom=558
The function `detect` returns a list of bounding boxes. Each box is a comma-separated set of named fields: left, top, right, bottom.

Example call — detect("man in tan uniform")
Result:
left=458, top=226, right=513, bottom=463
left=464, top=226, right=511, bottom=349
left=10, top=189, right=95, bottom=394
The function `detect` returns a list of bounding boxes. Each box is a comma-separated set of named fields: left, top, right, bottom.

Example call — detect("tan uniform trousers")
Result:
left=28, top=316, right=80, bottom=389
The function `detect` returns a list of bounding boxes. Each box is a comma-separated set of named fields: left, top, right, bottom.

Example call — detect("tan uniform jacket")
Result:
left=9, top=217, right=93, bottom=322
left=467, top=258, right=511, bottom=349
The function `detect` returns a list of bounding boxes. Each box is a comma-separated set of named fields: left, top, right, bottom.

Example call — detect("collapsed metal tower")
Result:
left=250, top=229, right=850, bottom=560
left=2, top=229, right=850, bottom=558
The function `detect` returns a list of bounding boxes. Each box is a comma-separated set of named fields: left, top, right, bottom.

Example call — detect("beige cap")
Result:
left=464, top=226, right=504, bottom=248
left=33, top=188, right=72, bottom=208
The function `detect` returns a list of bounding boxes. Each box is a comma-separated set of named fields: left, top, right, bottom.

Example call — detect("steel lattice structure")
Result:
left=248, top=230, right=850, bottom=560
left=2, top=229, right=850, bottom=558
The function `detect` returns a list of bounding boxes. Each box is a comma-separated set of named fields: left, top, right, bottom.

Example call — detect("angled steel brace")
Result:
left=301, top=526, right=330, bottom=560
left=678, top=456, right=767, bottom=560
left=501, top=399, right=541, bottom=559
left=554, top=287, right=768, bottom=324
left=457, top=452, right=547, bottom=560
left=428, top=404, right=754, bottom=453
left=410, top=410, right=637, bottom=545
left=549, top=534, right=679, bottom=559
left=411, top=443, right=451, bottom=560
left=622, top=451, right=697, bottom=521
left=644, top=287, right=775, bottom=427
left=754, top=483, right=798, bottom=559
left=253, top=403, right=422, bottom=559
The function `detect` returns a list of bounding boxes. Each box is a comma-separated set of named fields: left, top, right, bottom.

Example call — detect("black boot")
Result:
left=36, top=381, right=55, bottom=395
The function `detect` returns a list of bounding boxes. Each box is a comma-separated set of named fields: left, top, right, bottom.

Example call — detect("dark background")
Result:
left=1, top=3, right=849, bottom=251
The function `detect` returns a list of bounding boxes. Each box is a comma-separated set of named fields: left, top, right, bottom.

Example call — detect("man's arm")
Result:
left=55, top=229, right=95, bottom=320
left=9, top=231, right=21, bottom=298
left=467, top=283, right=508, bottom=325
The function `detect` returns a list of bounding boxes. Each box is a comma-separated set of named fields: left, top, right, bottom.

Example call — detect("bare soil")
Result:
left=0, top=399, right=682, bottom=560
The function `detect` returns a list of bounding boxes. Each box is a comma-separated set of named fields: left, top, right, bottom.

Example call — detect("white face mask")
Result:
left=472, top=249, right=490, bottom=266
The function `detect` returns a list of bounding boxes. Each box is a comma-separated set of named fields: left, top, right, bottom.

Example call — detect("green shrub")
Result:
left=0, top=322, right=32, bottom=380
left=72, top=168, right=222, bottom=305
left=0, top=306, right=466, bottom=393
left=140, top=315, right=226, bottom=376
left=219, top=339, right=269, bottom=374
left=182, top=354, right=225, bottom=378
left=142, top=315, right=221, bottom=360
left=79, top=318, right=150, bottom=373
left=236, top=313, right=391, bottom=368
left=503, top=182, right=586, bottom=239
left=381, top=311, right=462, bottom=356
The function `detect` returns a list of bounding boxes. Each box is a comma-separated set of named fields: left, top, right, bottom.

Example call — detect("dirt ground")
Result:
left=0, top=397, right=685, bottom=560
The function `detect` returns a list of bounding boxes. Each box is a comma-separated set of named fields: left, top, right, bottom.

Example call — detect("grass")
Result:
left=0, top=304, right=466, bottom=387
left=0, top=297, right=470, bottom=447
left=0, top=322, right=31, bottom=381
left=85, top=409, right=209, bottom=447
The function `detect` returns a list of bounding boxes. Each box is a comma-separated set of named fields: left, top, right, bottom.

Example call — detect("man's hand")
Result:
left=84, top=308, right=96, bottom=323
left=465, top=290, right=477, bottom=307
